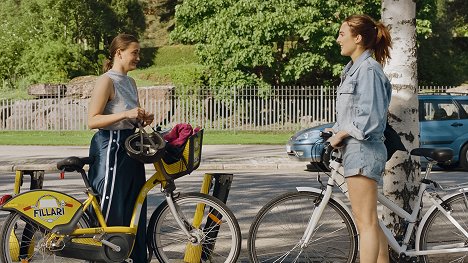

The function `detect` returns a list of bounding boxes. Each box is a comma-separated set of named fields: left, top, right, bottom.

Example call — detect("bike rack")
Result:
left=184, top=172, right=233, bottom=263
left=13, top=169, right=45, bottom=194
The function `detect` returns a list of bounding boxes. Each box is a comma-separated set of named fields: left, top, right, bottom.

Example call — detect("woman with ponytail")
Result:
left=87, top=33, right=153, bottom=263
left=326, top=14, right=392, bottom=263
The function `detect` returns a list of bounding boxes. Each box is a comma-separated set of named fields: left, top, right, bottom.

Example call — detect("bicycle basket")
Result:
left=156, top=129, right=203, bottom=180
left=125, top=126, right=166, bottom=163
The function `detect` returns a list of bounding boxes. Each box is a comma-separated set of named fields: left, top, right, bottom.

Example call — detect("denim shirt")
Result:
left=332, top=50, right=392, bottom=141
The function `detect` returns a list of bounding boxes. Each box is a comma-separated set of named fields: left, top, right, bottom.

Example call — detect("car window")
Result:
left=419, top=99, right=459, bottom=121
left=453, top=99, right=468, bottom=119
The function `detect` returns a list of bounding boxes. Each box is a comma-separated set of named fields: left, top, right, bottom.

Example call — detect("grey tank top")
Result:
left=102, top=70, right=139, bottom=130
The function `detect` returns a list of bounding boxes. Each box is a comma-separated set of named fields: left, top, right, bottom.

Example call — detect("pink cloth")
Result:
left=163, top=123, right=200, bottom=147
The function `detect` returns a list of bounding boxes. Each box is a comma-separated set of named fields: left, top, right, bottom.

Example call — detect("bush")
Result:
left=18, top=39, right=94, bottom=84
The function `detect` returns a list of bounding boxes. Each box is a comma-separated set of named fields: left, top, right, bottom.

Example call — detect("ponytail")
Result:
left=344, top=15, right=392, bottom=65
left=103, top=58, right=113, bottom=72
left=374, top=22, right=392, bottom=65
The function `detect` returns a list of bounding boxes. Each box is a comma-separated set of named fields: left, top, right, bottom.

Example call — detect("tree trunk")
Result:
left=381, top=0, right=420, bottom=239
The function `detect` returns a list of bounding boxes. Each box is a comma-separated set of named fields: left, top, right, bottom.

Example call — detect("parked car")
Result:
left=286, top=94, right=468, bottom=171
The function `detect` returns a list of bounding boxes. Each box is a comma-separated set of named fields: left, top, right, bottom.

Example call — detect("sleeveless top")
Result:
left=102, top=70, right=139, bottom=130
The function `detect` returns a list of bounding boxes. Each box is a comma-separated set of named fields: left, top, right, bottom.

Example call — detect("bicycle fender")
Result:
left=1, top=190, right=83, bottom=230
left=415, top=189, right=468, bottom=250
left=296, top=186, right=355, bottom=225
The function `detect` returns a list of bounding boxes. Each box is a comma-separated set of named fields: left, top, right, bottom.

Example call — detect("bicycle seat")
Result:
left=410, top=148, right=453, bottom=162
left=57, top=156, right=93, bottom=172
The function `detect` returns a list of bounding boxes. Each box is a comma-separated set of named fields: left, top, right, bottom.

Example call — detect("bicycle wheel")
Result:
left=0, top=211, right=91, bottom=263
left=147, top=192, right=241, bottom=263
left=248, top=191, right=358, bottom=263
left=419, top=192, right=468, bottom=263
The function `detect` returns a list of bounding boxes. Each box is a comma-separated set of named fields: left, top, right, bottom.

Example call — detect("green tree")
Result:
left=171, top=0, right=379, bottom=90
left=417, top=0, right=468, bottom=86
left=0, top=0, right=146, bottom=89
left=110, top=0, right=146, bottom=38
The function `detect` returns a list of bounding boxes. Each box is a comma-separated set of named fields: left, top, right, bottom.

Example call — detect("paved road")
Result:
left=0, top=145, right=303, bottom=172
left=0, top=145, right=466, bottom=262
left=1, top=165, right=467, bottom=262
left=0, top=166, right=316, bottom=262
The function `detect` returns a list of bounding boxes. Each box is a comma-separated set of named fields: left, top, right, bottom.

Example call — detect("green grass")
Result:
left=0, top=131, right=96, bottom=145
left=152, top=45, right=199, bottom=67
left=130, top=45, right=205, bottom=87
left=130, top=63, right=205, bottom=87
left=0, top=130, right=293, bottom=146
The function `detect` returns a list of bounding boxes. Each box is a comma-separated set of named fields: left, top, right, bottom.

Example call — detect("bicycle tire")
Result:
left=419, top=192, right=468, bottom=263
left=248, top=191, right=358, bottom=263
left=0, top=211, right=91, bottom=263
left=147, top=192, right=241, bottom=263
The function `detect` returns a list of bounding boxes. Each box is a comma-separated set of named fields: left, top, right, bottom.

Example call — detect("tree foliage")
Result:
left=171, top=0, right=379, bottom=89
left=417, top=0, right=467, bottom=86
left=0, top=0, right=146, bottom=89
left=171, top=0, right=466, bottom=88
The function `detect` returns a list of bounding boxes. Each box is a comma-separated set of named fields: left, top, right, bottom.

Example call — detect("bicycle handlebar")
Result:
left=319, top=131, right=333, bottom=140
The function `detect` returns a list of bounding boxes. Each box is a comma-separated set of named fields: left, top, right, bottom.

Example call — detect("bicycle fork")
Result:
left=165, top=194, right=199, bottom=243
left=299, top=177, right=335, bottom=248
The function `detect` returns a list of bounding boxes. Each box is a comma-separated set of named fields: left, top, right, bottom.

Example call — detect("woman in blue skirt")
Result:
left=87, top=33, right=153, bottom=263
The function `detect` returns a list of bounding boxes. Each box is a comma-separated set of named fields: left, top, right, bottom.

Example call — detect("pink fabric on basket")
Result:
left=163, top=123, right=201, bottom=147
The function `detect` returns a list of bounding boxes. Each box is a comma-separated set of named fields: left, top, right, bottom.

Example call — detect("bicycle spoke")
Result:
left=149, top=193, right=241, bottom=263
left=248, top=192, right=358, bottom=263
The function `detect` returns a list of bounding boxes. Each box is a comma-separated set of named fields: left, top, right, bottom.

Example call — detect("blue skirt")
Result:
left=88, top=129, right=147, bottom=263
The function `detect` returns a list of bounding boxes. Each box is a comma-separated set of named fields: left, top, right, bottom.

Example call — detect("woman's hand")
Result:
left=142, top=112, right=154, bottom=126
left=327, top=130, right=349, bottom=148
left=125, top=107, right=154, bottom=126
left=125, top=107, right=146, bottom=120
left=328, top=135, right=343, bottom=148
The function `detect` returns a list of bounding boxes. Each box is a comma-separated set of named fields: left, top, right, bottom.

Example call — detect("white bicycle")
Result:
left=248, top=131, right=468, bottom=263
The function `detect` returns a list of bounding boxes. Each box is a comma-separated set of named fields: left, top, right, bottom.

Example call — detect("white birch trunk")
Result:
left=381, top=0, right=420, bottom=235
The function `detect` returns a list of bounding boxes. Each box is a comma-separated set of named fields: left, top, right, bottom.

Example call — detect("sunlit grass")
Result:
left=0, top=130, right=293, bottom=145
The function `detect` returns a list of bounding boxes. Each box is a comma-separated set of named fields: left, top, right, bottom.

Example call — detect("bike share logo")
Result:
left=23, top=195, right=72, bottom=223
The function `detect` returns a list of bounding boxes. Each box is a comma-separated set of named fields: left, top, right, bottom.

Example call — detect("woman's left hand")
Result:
left=328, top=135, right=343, bottom=148
left=327, top=130, right=349, bottom=148
left=142, top=112, right=154, bottom=126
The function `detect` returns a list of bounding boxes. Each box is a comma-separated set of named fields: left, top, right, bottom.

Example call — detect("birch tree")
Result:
left=381, top=0, right=420, bottom=240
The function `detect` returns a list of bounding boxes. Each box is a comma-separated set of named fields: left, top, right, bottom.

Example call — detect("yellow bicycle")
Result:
left=0, top=129, right=241, bottom=263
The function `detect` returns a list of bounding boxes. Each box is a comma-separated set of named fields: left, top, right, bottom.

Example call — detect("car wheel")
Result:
left=459, top=144, right=468, bottom=171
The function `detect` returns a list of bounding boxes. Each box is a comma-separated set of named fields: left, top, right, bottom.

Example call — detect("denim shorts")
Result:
left=341, top=138, right=387, bottom=182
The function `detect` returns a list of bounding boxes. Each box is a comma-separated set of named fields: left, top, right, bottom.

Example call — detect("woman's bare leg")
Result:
left=347, top=175, right=389, bottom=263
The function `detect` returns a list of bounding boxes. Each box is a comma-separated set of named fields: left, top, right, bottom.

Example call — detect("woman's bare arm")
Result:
left=88, top=76, right=141, bottom=129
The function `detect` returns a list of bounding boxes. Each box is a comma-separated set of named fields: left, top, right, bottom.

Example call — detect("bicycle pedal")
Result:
left=125, top=259, right=133, bottom=263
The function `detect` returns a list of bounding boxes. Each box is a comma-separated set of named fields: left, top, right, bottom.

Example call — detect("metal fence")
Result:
left=0, top=86, right=451, bottom=131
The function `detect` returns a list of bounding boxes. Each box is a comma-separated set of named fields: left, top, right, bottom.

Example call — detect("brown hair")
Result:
left=103, top=33, right=139, bottom=72
left=344, top=15, right=392, bottom=65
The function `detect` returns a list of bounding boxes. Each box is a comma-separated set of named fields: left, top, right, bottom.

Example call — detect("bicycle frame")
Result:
left=70, top=165, right=194, bottom=240
left=299, top=151, right=468, bottom=257
left=1, top=163, right=197, bottom=255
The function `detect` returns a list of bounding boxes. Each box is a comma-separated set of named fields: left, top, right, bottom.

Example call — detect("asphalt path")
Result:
left=0, top=145, right=303, bottom=172
left=1, top=166, right=467, bottom=262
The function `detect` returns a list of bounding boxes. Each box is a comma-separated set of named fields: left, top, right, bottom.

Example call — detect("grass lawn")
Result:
left=0, top=130, right=293, bottom=146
